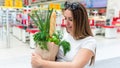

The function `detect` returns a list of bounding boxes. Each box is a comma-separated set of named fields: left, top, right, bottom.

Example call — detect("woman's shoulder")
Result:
left=82, top=36, right=96, bottom=43
left=62, top=32, right=72, bottom=40
left=80, top=36, right=97, bottom=54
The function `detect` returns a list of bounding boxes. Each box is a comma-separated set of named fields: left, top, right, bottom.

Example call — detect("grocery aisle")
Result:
left=95, top=33, right=120, bottom=61
left=0, top=33, right=34, bottom=68
left=0, top=33, right=120, bottom=68
left=94, top=33, right=120, bottom=68
left=95, top=57, right=120, bottom=68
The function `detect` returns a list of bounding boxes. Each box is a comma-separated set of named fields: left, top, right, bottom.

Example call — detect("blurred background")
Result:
left=0, top=0, right=120, bottom=68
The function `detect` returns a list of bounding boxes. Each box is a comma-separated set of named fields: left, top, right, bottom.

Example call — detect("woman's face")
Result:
left=64, top=9, right=74, bottom=36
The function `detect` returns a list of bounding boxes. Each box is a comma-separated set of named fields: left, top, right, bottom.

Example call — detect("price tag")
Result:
left=54, top=4, right=60, bottom=10
left=4, top=0, right=13, bottom=7
left=49, top=3, right=61, bottom=10
left=49, top=3, right=54, bottom=9
left=15, top=0, right=23, bottom=8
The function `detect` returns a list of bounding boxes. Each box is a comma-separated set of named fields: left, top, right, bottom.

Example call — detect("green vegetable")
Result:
left=59, top=40, right=70, bottom=55
left=29, top=8, right=70, bottom=56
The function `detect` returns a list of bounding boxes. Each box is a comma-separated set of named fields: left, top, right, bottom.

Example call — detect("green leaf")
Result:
left=59, top=40, right=70, bottom=55
left=28, top=14, right=38, bottom=26
left=34, top=11, right=43, bottom=29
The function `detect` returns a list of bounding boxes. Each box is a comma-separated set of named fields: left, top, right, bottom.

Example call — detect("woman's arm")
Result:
left=31, top=48, right=94, bottom=68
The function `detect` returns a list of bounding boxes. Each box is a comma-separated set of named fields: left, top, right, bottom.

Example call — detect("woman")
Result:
left=31, top=1, right=96, bottom=68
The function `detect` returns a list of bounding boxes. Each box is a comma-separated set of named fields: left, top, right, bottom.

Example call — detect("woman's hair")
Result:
left=64, top=1, right=93, bottom=40
left=64, top=1, right=95, bottom=66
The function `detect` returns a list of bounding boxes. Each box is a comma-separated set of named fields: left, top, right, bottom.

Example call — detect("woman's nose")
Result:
left=66, top=21, right=70, bottom=26
left=65, top=20, right=70, bottom=25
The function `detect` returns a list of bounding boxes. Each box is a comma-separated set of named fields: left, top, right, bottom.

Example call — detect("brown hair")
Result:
left=64, top=2, right=93, bottom=40
left=64, top=1, right=95, bottom=66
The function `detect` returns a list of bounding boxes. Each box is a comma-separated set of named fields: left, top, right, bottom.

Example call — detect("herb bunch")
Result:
left=29, top=8, right=70, bottom=55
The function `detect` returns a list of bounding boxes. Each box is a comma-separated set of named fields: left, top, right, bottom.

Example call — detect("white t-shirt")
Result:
left=57, top=32, right=97, bottom=67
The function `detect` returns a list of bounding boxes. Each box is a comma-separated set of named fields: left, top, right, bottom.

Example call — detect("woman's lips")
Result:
left=66, top=26, right=72, bottom=28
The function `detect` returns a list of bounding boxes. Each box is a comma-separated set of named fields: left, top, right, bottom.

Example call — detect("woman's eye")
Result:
left=64, top=17, right=73, bottom=22
left=69, top=18, right=73, bottom=21
left=64, top=17, right=67, bottom=20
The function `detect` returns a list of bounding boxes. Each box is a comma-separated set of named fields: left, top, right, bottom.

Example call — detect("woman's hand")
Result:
left=31, top=53, right=43, bottom=68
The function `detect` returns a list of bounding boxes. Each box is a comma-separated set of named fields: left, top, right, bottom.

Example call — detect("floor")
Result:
left=0, top=32, right=120, bottom=68
left=0, top=33, right=33, bottom=68
left=95, top=57, right=120, bottom=68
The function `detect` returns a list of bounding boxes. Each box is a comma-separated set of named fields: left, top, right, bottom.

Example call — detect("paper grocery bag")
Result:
left=34, top=42, right=59, bottom=61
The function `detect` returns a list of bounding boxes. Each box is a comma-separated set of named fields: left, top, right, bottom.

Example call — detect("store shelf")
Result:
left=30, top=0, right=65, bottom=6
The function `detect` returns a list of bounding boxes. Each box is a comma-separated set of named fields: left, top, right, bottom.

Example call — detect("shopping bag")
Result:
left=34, top=42, right=59, bottom=61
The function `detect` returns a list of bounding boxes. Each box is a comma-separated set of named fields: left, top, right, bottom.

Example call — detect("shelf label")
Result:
left=49, top=3, right=54, bottom=9
left=4, top=0, right=13, bottom=7
left=49, top=3, right=61, bottom=10
left=54, top=4, right=60, bottom=10
left=15, top=0, right=23, bottom=8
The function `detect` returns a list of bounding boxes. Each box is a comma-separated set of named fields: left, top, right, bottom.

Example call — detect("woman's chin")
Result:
left=66, top=27, right=73, bottom=33
left=67, top=29, right=72, bottom=33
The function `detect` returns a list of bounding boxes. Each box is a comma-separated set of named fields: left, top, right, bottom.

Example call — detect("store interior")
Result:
left=0, top=0, right=120, bottom=68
